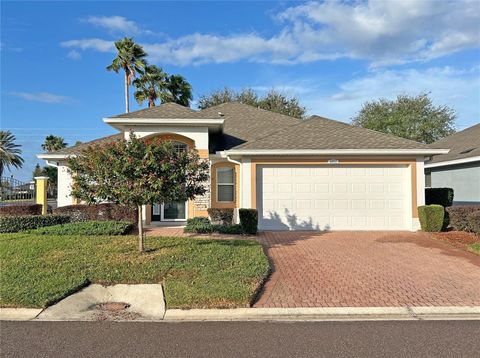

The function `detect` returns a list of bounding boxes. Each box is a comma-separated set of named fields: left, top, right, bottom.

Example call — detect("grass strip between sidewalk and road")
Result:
left=0, top=233, right=269, bottom=309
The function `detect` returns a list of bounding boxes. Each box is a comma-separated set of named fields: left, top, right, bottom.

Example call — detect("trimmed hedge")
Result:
left=0, top=215, right=71, bottom=233
left=425, top=188, right=454, bottom=207
left=208, top=208, right=234, bottom=226
left=239, top=209, right=258, bottom=235
left=467, top=212, right=480, bottom=235
left=446, top=206, right=480, bottom=232
left=418, top=205, right=444, bottom=232
left=184, top=217, right=213, bottom=233
left=184, top=217, right=244, bottom=235
left=29, top=221, right=134, bottom=236
left=54, top=204, right=137, bottom=223
left=0, top=204, right=42, bottom=217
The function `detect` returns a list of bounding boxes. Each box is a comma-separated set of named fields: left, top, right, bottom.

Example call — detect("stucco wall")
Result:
left=57, top=162, right=73, bottom=207
left=426, top=162, right=480, bottom=204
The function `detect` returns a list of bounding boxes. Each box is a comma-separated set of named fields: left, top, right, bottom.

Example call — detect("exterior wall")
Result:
left=426, top=162, right=480, bottom=204
left=57, top=162, right=74, bottom=207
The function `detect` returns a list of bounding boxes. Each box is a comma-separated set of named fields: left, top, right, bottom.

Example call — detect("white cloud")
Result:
left=66, top=49, right=81, bottom=60
left=60, top=38, right=114, bottom=52
left=9, top=92, right=71, bottom=104
left=61, top=1, right=479, bottom=66
left=82, top=15, right=150, bottom=35
left=301, top=66, right=480, bottom=127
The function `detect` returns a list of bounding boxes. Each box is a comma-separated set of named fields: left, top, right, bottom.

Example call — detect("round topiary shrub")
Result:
left=418, top=205, right=445, bottom=232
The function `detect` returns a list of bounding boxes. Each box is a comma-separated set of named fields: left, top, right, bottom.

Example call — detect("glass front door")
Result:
left=152, top=201, right=187, bottom=222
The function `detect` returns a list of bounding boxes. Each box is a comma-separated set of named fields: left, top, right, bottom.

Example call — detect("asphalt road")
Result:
left=1, top=320, right=479, bottom=358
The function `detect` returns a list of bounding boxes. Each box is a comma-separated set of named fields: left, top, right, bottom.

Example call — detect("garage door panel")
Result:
left=257, top=164, right=410, bottom=231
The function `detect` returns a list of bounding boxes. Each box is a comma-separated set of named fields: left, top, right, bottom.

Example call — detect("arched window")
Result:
left=173, top=141, right=188, bottom=153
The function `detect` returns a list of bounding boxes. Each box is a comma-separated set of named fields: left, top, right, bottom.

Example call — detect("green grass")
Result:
left=467, top=243, right=480, bottom=255
left=0, top=233, right=269, bottom=309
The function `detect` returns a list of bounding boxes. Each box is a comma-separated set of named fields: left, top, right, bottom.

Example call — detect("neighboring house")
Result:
left=38, top=102, right=447, bottom=231
left=425, top=123, right=480, bottom=205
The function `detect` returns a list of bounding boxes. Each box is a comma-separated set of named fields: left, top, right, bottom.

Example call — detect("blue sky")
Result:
left=1, top=0, right=480, bottom=181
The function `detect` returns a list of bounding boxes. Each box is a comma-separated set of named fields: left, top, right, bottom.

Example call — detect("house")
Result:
left=425, top=123, right=480, bottom=205
left=38, top=102, right=448, bottom=231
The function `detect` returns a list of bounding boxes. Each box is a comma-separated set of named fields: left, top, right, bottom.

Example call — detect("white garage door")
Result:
left=257, top=165, right=411, bottom=231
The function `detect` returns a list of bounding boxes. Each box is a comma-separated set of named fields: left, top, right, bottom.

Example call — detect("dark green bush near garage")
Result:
left=0, top=215, right=71, bottom=233
left=239, top=209, right=258, bottom=235
left=425, top=187, right=454, bottom=230
left=29, top=220, right=134, bottom=236
left=467, top=211, right=480, bottom=235
left=418, top=205, right=444, bottom=232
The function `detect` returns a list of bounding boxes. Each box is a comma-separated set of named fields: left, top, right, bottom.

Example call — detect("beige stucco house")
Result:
left=38, top=102, right=448, bottom=231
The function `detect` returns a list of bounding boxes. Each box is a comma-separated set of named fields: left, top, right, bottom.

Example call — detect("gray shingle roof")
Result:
left=427, top=123, right=480, bottom=164
left=232, top=115, right=432, bottom=150
left=44, top=133, right=124, bottom=156
left=108, top=102, right=221, bottom=119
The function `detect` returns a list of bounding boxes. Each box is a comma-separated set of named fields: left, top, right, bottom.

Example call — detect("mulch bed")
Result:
left=430, top=230, right=480, bottom=250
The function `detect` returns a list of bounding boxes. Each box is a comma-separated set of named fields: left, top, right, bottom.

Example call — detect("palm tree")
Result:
left=0, top=131, right=24, bottom=177
left=42, top=135, right=67, bottom=152
left=107, top=37, right=147, bottom=113
left=133, top=65, right=169, bottom=108
left=165, top=75, right=193, bottom=107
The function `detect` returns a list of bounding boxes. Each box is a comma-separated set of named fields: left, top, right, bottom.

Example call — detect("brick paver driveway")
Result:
left=254, top=231, right=480, bottom=308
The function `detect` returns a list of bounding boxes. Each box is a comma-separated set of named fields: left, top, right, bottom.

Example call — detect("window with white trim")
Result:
left=173, top=141, right=188, bottom=153
left=217, top=167, right=235, bottom=202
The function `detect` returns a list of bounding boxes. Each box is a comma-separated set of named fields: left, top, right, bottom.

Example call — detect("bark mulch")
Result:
left=431, top=231, right=480, bottom=251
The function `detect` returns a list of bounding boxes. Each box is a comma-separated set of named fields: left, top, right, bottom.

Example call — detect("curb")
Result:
left=163, top=306, right=480, bottom=322
left=0, top=308, right=43, bottom=321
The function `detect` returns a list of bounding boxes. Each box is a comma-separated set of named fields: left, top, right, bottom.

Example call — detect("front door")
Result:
left=152, top=201, right=187, bottom=222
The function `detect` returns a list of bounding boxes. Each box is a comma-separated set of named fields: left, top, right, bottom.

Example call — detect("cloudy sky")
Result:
left=1, top=0, right=479, bottom=181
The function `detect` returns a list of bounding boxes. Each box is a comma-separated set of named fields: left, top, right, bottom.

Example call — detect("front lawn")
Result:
left=0, top=233, right=269, bottom=309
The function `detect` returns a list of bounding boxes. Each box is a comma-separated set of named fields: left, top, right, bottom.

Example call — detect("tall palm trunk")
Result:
left=125, top=72, right=129, bottom=113
left=148, top=96, right=155, bottom=108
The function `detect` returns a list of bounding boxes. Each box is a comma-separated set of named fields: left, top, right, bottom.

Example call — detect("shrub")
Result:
left=239, top=209, right=258, bottom=235
left=184, top=217, right=213, bottom=233
left=0, top=204, right=42, bottom=217
left=208, top=208, right=234, bottom=226
left=446, top=206, right=480, bottom=232
left=211, top=224, right=243, bottom=235
left=467, top=211, right=480, bottom=235
left=29, top=221, right=134, bottom=236
left=425, top=188, right=454, bottom=207
left=0, top=215, right=71, bottom=233
left=54, top=204, right=137, bottom=223
left=418, top=205, right=444, bottom=232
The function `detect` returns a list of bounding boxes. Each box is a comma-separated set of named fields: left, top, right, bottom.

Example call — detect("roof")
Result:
left=39, top=133, right=123, bottom=156
left=231, top=115, right=432, bottom=151
left=108, top=102, right=220, bottom=119
left=427, top=123, right=480, bottom=165
left=41, top=102, right=445, bottom=157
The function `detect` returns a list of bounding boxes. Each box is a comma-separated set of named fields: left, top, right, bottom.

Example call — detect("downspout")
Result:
left=45, top=160, right=59, bottom=168
left=225, top=155, right=242, bottom=220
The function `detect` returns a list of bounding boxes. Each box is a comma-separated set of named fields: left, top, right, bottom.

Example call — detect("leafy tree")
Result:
left=32, top=164, right=43, bottom=178
left=42, top=135, right=67, bottom=152
left=352, top=93, right=456, bottom=144
left=198, top=87, right=306, bottom=118
left=133, top=65, right=169, bottom=108
left=107, top=37, right=147, bottom=113
left=0, top=131, right=23, bottom=177
left=165, top=74, right=193, bottom=107
left=68, top=133, right=209, bottom=252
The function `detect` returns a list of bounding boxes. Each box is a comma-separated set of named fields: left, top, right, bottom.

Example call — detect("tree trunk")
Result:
left=138, top=205, right=144, bottom=252
left=149, top=97, right=155, bottom=108
left=125, top=73, right=130, bottom=113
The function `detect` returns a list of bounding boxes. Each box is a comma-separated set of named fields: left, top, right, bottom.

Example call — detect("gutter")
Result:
left=222, top=149, right=450, bottom=156
left=424, top=155, right=480, bottom=169
left=222, top=153, right=242, bottom=209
